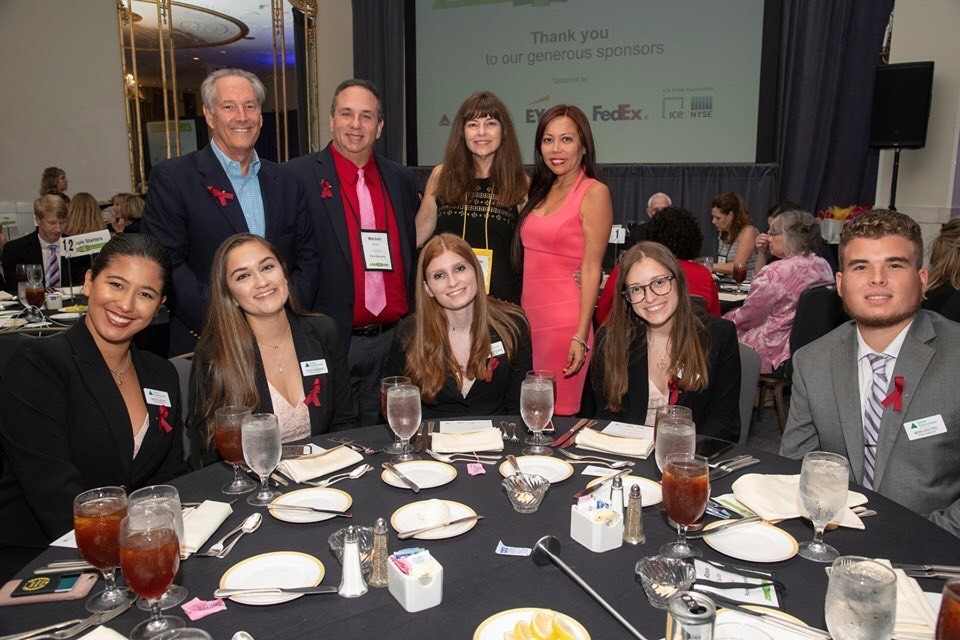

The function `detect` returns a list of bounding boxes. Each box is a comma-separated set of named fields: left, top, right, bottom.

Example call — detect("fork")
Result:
left=508, top=422, right=519, bottom=443
left=558, top=449, right=635, bottom=467
left=499, top=421, right=510, bottom=441
left=707, top=454, right=751, bottom=469
left=425, top=449, right=502, bottom=464
left=194, top=519, right=247, bottom=557
left=27, top=599, right=133, bottom=639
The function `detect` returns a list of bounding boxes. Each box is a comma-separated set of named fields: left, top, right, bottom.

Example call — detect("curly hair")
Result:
left=927, top=217, right=960, bottom=291
left=839, top=208, right=923, bottom=267
left=642, top=206, right=703, bottom=260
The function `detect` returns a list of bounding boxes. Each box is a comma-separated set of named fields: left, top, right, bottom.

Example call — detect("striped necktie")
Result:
left=862, top=353, right=889, bottom=490
left=47, top=243, right=61, bottom=290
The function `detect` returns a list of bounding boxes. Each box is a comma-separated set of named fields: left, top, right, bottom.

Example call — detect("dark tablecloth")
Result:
left=3, top=418, right=958, bottom=639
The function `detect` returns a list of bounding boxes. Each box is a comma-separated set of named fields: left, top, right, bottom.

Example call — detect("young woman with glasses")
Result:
left=582, top=242, right=741, bottom=442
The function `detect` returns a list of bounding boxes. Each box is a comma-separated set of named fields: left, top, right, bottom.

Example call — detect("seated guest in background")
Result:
left=782, top=209, right=960, bottom=537
left=711, top=192, right=758, bottom=279
left=583, top=242, right=740, bottom=442
left=756, top=201, right=838, bottom=273
left=0, top=234, right=186, bottom=581
left=724, top=209, right=833, bottom=373
left=414, top=91, right=527, bottom=304
left=922, top=217, right=960, bottom=314
left=628, top=192, right=672, bottom=245
left=65, top=191, right=107, bottom=236
left=113, top=194, right=144, bottom=234
left=387, top=233, right=532, bottom=418
left=596, top=206, right=721, bottom=324
left=1, top=195, right=82, bottom=294
left=189, top=234, right=356, bottom=467
left=103, top=192, right=133, bottom=226
left=39, top=166, right=69, bottom=205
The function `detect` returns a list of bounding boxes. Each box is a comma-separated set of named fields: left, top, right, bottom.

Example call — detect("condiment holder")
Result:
left=570, top=499, right=623, bottom=553
left=387, top=549, right=443, bottom=612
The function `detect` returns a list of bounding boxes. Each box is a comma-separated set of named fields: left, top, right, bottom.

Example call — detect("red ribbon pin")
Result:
left=304, top=378, right=322, bottom=407
left=484, top=357, right=500, bottom=382
left=206, top=185, right=234, bottom=207
left=158, top=406, right=172, bottom=433
left=320, top=179, right=333, bottom=199
left=667, top=379, right=680, bottom=406
left=881, top=376, right=904, bottom=412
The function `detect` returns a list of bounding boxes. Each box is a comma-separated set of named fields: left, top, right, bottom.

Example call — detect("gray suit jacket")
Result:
left=781, top=310, right=960, bottom=537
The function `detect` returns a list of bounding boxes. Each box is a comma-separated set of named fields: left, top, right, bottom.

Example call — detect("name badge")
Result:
left=300, top=359, right=328, bottom=376
left=716, top=256, right=727, bottom=264
left=360, top=230, right=393, bottom=271
left=490, top=341, right=505, bottom=357
left=144, top=388, right=171, bottom=407
left=903, top=414, right=948, bottom=441
left=473, top=248, right=493, bottom=295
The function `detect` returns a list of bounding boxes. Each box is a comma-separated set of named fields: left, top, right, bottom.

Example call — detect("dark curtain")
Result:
left=777, top=0, right=893, bottom=212
left=352, top=0, right=405, bottom=163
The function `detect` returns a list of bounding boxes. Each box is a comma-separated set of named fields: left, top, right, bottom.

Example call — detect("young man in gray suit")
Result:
left=781, top=209, right=960, bottom=538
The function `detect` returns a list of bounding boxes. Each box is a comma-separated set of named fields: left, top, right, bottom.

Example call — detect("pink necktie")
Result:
left=357, top=168, right=386, bottom=316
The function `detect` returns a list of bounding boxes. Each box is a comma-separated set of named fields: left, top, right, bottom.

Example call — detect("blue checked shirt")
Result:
left=210, top=140, right=265, bottom=237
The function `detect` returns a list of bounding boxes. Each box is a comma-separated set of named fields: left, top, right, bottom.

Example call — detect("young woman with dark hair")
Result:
left=711, top=192, right=758, bottom=278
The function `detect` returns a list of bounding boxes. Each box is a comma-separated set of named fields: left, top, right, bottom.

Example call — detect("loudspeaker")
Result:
left=869, top=61, right=934, bottom=149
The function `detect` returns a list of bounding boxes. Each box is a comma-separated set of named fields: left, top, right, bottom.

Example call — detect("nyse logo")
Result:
left=691, top=96, right=713, bottom=118
left=591, top=104, right=646, bottom=122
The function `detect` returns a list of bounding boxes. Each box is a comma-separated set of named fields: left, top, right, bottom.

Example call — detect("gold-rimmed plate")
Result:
left=267, top=488, right=352, bottom=524
left=381, top=460, right=456, bottom=490
left=498, top=456, right=574, bottom=483
left=219, top=551, right=325, bottom=605
left=390, top=500, right=477, bottom=540
left=703, top=520, right=798, bottom=563
left=585, top=474, right=662, bottom=506
left=715, top=606, right=810, bottom=639
left=473, top=608, right=590, bottom=640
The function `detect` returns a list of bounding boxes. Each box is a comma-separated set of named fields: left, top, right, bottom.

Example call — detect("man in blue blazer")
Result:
left=782, top=209, right=960, bottom=537
left=287, top=79, right=418, bottom=426
left=141, top=68, right=318, bottom=356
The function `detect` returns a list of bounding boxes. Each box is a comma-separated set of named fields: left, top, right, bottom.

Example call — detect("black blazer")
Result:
left=286, top=144, right=419, bottom=349
left=189, top=312, right=358, bottom=468
left=0, top=322, right=186, bottom=547
left=582, top=315, right=741, bottom=442
left=141, top=143, right=319, bottom=355
left=386, top=314, right=533, bottom=419
left=1, top=231, right=86, bottom=294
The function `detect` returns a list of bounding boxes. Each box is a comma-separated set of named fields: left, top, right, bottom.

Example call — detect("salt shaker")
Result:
left=623, top=484, right=646, bottom=544
left=338, top=525, right=368, bottom=598
left=368, top=517, right=389, bottom=588
left=609, top=475, right=625, bottom=516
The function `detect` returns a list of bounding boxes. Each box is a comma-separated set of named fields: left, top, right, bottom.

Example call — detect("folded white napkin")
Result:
left=430, top=428, right=504, bottom=453
left=876, top=559, right=938, bottom=640
left=731, top=474, right=867, bottom=529
left=276, top=445, right=363, bottom=483
left=79, top=627, right=127, bottom=639
left=180, top=500, right=233, bottom=558
left=0, top=291, right=14, bottom=301
left=575, top=428, right=654, bottom=459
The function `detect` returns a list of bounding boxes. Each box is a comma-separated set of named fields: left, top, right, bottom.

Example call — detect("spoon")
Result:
left=306, top=463, right=372, bottom=488
left=218, top=513, right=262, bottom=558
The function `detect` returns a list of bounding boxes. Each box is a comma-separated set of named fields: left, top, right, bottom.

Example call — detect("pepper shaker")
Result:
left=368, top=518, right=389, bottom=588
left=623, top=484, right=646, bottom=545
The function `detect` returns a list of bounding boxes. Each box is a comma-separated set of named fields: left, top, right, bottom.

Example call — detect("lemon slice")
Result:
left=513, top=619, right=534, bottom=640
left=552, top=614, right=580, bottom=640
left=531, top=609, right=557, bottom=639
left=503, top=633, right=521, bottom=640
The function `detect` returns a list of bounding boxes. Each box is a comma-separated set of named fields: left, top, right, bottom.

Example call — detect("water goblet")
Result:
left=73, top=486, right=137, bottom=612
left=654, top=404, right=693, bottom=435
left=387, top=384, right=421, bottom=463
left=798, top=451, right=849, bottom=562
left=520, top=377, right=554, bottom=456
left=129, top=485, right=187, bottom=611
left=120, top=507, right=184, bottom=640
left=659, top=453, right=709, bottom=559
left=655, top=418, right=696, bottom=473
left=381, top=376, right=411, bottom=455
left=524, top=370, right=557, bottom=445
left=213, top=406, right=255, bottom=494
left=824, top=556, right=896, bottom=640
left=241, top=413, right=282, bottom=505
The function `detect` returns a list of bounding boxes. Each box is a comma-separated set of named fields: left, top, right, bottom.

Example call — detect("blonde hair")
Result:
left=65, top=192, right=105, bottom=235
left=927, top=217, right=960, bottom=291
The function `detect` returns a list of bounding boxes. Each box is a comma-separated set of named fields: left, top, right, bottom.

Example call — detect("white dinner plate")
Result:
left=390, top=500, right=477, bottom=540
left=49, top=312, right=82, bottom=320
left=0, top=318, right=27, bottom=329
left=267, top=488, right=352, bottom=524
left=381, top=460, right=456, bottom=490
left=497, top=456, right=574, bottom=484
left=585, top=474, right=662, bottom=506
left=219, top=551, right=325, bottom=605
left=715, top=607, right=811, bottom=640
left=703, top=520, right=798, bottom=563
left=0, top=309, right=20, bottom=317
left=473, top=608, right=590, bottom=640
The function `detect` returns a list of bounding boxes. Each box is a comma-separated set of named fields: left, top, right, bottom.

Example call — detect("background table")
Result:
left=3, top=418, right=958, bottom=639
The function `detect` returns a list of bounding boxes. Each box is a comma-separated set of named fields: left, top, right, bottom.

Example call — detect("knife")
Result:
left=33, top=560, right=95, bottom=575
left=561, top=420, right=599, bottom=449
left=551, top=418, right=588, bottom=448
left=572, top=469, right=631, bottom=499
left=705, top=594, right=831, bottom=640
left=397, top=514, right=484, bottom=540
left=382, top=462, right=420, bottom=493
left=709, top=458, right=760, bottom=481
left=266, top=504, right=352, bottom=517
left=895, top=563, right=960, bottom=573
left=686, top=516, right=762, bottom=538
left=214, top=585, right=338, bottom=597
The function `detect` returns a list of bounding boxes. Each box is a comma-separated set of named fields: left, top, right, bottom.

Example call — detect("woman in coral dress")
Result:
left=516, top=105, right=612, bottom=415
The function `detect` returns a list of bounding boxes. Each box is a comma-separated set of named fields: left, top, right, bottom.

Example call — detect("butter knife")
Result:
left=561, top=420, right=598, bottom=449
left=686, top=516, right=762, bottom=538
left=551, top=418, right=588, bottom=448
left=397, top=514, right=484, bottom=540
left=266, top=504, right=352, bottom=517
left=214, top=585, right=338, bottom=597
left=709, top=458, right=760, bottom=481
left=895, top=563, right=960, bottom=573
left=572, top=469, right=631, bottom=499
left=382, top=462, right=420, bottom=493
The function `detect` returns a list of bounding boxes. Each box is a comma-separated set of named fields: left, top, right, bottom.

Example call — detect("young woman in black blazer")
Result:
left=582, top=241, right=741, bottom=442
left=387, top=234, right=532, bottom=418
left=189, top=234, right=356, bottom=467
left=0, top=235, right=186, bottom=581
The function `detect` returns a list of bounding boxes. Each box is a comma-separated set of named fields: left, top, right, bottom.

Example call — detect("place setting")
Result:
left=390, top=499, right=482, bottom=540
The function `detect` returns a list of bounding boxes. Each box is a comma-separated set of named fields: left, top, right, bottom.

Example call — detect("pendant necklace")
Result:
left=109, top=352, right=133, bottom=386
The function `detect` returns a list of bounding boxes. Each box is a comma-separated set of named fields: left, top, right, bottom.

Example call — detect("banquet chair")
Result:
left=738, top=343, right=761, bottom=444
left=756, top=283, right=844, bottom=432
left=169, top=353, right=193, bottom=461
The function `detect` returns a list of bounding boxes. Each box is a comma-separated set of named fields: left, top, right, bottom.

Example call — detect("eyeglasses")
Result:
left=621, top=275, right=675, bottom=304
left=768, top=231, right=784, bottom=237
